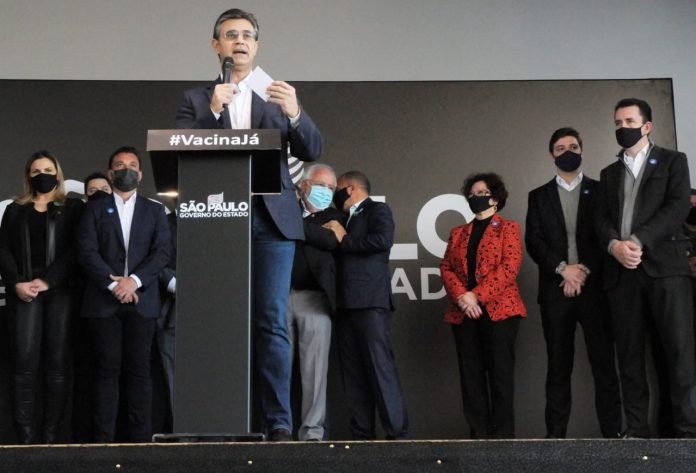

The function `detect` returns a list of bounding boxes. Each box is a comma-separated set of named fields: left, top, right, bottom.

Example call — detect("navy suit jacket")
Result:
left=336, top=198, right=395, bottom=311
left=596, top=144, right=691, bottom=288
left=525, top=175, right=604, bottom=303
left=77, top=194, right=171, bottom=318
left=174, top=79, right=323, bottom=240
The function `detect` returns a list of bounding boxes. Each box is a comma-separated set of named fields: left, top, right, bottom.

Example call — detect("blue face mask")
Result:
left=307, top=185, right=334, bottom=210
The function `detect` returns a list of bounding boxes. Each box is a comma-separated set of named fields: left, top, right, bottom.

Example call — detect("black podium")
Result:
left=147, top=129, right=282, bottom=437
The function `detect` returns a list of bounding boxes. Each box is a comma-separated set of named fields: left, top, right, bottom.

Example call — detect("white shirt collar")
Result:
left=349, top=198, right=367, bottom=218
left=300, top=197, right=312, bottom=218
left=555, top=172, right=583, bottom=192
left=622, top=142, right=650, bottom=177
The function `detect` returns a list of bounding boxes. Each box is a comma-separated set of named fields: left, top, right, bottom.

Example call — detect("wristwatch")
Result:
left=555, top=261, right=567, bottom=275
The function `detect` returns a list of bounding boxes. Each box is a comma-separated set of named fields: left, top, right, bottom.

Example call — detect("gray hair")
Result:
left=213, top=8, right=259, bottom=40
left=301, top=163, right=336, bottom=183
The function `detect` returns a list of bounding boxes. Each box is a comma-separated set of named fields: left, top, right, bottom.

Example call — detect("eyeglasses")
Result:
left=468, top=191, right=491, bottom=198
left=222, top=29, right=257, bottom=41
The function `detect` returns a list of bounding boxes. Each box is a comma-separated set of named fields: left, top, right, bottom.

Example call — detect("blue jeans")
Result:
left=252, top=202, right=295, bottom=432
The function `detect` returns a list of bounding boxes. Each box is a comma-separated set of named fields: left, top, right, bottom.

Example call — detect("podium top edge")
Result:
left=146, top=129, right=282, bottom=152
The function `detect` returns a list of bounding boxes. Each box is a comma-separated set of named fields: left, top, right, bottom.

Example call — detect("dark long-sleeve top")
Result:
left=0, top=198, right=84, bottom=290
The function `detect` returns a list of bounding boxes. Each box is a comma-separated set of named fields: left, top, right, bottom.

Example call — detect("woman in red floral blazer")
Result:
left=440, top=172, right=526, bottom=439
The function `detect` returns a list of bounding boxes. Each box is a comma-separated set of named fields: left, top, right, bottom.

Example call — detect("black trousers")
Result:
left=10, top=288, right=72, bottom=442
left=540, top=289, right=622, bottom=438
left=452, top=311, right=520, bottom=439
left=337, top=308, right=409, bottom=440
left=89, top=306, right=157, bottom=443
left=607, top=267, right=696, bottom=437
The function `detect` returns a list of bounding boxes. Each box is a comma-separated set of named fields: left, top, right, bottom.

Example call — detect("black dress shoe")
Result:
left=268, top=428, right=292, bottom=442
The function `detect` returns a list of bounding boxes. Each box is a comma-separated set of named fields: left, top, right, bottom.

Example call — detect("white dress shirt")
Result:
left=107, top=192, right=142, bottom=290
left=227, top=78, right=252, bottom=130
left=622, top=142, right=650, bottom=178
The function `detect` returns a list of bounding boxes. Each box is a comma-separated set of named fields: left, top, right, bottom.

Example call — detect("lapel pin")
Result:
left=583, top=189, right=590, bottom=194
left=491, top=220, right=501, bottom=228
left=649, top=158, right=657, bottom=165
left=107, top=208, right=115, bottom=214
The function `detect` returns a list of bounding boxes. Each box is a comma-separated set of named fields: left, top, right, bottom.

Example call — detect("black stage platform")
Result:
left=2, top=439, right=696, bottom=473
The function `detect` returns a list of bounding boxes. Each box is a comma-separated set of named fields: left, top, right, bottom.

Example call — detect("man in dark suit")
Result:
left=173, top=8, right=322, bottom=441
left=526, top=127, right=621, bottom=438
left=323, top=171, right=409, bottom=440
left=78, top=146, right=171, bottom=442
left=288, top=163, right=343, bottom=440
left=596, top=98, right=696, bottom=438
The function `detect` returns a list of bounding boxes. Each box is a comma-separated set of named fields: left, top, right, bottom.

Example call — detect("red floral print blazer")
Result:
left=440, top=213, right=526, bottom=323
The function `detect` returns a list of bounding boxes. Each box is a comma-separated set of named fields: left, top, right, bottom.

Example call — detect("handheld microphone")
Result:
left=222, top=56, right=234, bottom=84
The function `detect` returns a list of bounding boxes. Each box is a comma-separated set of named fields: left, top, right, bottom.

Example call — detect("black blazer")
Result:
left=158, top=212, right=177, bottom=328
left=174, top=79, right=323, bottom=241
left=295, top=205, right=345, bottom=312
left=336, top=198, right=395, bottom=311
left=77, top=194, right=171, bottom=319
left=596, top=144, right=691, bottom=288
left=525, top=176, right=603, bottom=303
left=0, top=198, right=84, bottom=290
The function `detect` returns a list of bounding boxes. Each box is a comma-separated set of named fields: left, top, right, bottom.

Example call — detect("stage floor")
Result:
left=2, top=439, right=696, bottom=473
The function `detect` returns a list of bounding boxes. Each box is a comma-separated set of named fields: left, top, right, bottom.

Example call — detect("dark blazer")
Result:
left=336, top=198, right=395, bottom=311
left=158, top=212, right=177, bottom=326
left=174, top=79, right=323, bottom=240
left=596, top=144, right=691, bottom=288
left=294, top=205, right=345, bottom=312
left=77, top=194, right=171, bottom=319
left=0, top=198, right=83, bottom=290
left=525, top=176, right=604, bottom=303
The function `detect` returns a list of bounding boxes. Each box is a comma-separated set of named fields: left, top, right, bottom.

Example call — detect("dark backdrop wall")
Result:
left=0, top=79, right=676, bottom=440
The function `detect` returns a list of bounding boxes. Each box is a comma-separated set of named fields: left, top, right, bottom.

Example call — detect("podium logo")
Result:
left=179, top=192, right=249, bottom=219
left=168, top=133, right=259, bottom=147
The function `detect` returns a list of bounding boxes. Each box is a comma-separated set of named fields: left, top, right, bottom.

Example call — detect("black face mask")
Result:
left=554, top=150, right=582, bottom=173
left=332, top=187, right=350, bottom=212
left=468, top=195, right=493, bottom=214
left=615, top=126, right=644, bottom=149
left=30, top=173, right=58, bottom=194
left=687, top=207, right=696, bottom=226
left=111, top=169, right=140, bottom=192
left=87, top=190, right=111, bottom=202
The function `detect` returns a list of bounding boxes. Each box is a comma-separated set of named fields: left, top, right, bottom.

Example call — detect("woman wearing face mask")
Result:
left=440, top=172, right=526, bottom=439
left=0, top=150, right=84, bottom=444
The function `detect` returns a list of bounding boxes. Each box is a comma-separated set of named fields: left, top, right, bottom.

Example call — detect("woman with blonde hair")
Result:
left=0, top=150, right=83, bottom=443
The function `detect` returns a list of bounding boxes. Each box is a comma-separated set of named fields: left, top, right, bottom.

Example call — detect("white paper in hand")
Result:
left=248, top=66, right=274, bottom=102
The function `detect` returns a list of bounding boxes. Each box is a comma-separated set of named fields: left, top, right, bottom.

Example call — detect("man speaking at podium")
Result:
left=174, top=8, right=322, bottom=441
